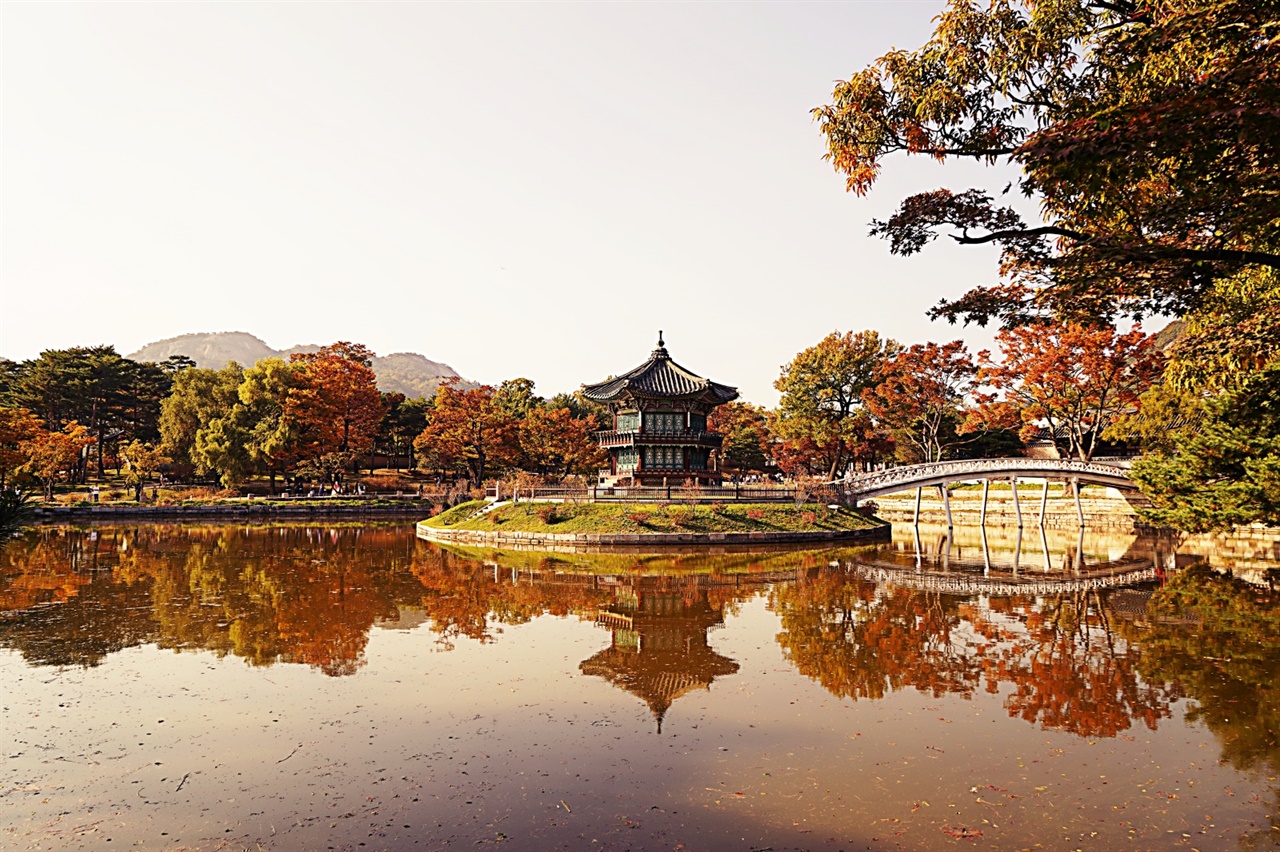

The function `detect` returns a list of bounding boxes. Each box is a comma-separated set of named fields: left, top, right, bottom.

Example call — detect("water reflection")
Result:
left=581, top=578, right=742, bottom=732
left=2, top=523, right=1277, bottom=755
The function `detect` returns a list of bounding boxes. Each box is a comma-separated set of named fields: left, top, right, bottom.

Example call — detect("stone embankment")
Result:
left=870, top=486, right=1148, bottom=530
left=34, top=501, right=433, bottom=521
left=416, top=522, right=890, bottom=549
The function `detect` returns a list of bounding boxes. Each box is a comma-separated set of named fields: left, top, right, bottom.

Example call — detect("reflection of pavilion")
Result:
left=580, top=581, right=739, bottom=732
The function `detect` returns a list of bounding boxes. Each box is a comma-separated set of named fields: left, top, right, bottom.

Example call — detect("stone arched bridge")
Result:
left=843, top=457, right=1136, bottom=500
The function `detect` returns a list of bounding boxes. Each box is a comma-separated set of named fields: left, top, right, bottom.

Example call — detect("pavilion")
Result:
left=583, top=333, right=738, bottom=486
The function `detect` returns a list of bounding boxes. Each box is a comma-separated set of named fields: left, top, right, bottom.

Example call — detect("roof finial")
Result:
left=657, top=330, right=664, bottom=348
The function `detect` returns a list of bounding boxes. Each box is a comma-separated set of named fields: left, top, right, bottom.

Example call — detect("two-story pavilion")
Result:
left=583, top=333, right=738, bottom=486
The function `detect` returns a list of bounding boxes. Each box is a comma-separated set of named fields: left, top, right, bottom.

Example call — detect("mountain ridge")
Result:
left=127, top=331, right=471, bottom=399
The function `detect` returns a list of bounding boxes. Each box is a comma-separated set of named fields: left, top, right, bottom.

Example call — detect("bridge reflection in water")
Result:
left=838, top=521, right=1184, bottom=597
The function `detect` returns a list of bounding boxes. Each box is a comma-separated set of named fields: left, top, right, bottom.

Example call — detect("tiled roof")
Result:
left=582, top=334, right=739, bottom=404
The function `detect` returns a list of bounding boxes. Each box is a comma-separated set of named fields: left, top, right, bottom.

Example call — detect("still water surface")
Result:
left=2, top=522, right=1278, bottom=850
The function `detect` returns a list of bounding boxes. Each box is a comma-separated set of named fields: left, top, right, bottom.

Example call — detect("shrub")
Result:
left=709, top=501, right=727, bottom=515
left=800, top=510, right=818, bottom=525
left=627, top=511, right=651, bottom=527
left=536, top=504, right=559, bottom=524
left=668, top=506, right=695, bottom=528
left=745, top=508, right=765, bottom=522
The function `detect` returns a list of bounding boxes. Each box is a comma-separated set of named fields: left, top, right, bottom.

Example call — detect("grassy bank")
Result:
left=425, top=500, right=882, bottom=535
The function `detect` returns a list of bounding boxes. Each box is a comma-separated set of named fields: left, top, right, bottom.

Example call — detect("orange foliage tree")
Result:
left=0, top=407, right=43, bottom=488
left=966, top=322, right=1163, bottom=461
left=414, top=383, right=519, bottom=484
left=518, top=406, right=606, bottom=479
left=708, top=401, right=773, bottom=476
left=20, top=423, right=96, bottom=501
left=864, top=340, right=978, bottom=463
left=286, top=343, right=387, bottom=469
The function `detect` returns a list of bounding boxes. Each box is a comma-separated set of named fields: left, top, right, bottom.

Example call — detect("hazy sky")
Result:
left=2, top=1, right=1019, bottom=405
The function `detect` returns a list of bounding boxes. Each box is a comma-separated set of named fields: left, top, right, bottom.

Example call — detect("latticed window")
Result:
left=643, top=412, right=685, bottom=433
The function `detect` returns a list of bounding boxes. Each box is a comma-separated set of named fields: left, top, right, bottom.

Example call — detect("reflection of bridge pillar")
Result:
left=1011, top=477, right=1023, bottom=528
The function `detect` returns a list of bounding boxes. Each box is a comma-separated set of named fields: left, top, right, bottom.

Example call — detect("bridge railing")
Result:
left=843, top=457, right=1133, bottom=495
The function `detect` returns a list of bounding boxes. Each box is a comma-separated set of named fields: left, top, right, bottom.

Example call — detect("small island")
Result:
left=417, top=499, right=887, bottom=548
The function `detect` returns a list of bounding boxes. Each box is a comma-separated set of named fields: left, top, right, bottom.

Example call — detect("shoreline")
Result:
left=31, top=500, right=435, bottom=521
left=415, top=520, right=891, bottom=549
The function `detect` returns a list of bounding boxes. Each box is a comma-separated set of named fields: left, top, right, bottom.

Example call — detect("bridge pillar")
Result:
left=979, top=480, right=990, bottom=527
left=913, top=487, right=922, bottom=525
left=1038, top=479, right=1049, bottom=527
left=1010, top=477, right=1023, bottom=528
left=939, top=484, right=953, bottom=528
left=1072, top=477, right=1084, bottom=526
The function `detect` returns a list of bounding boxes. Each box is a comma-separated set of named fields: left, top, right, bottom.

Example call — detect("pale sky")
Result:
left=2, top=1, right=1017, bottom=405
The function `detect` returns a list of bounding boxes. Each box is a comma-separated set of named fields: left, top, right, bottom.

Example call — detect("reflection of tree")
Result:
left=1, top=524, right=426, bottom=676
left=773, top=568, right=1178, bottom=739
left=972, top=593, right=1175, bottom=738
left=772, top=570, right=982, bottom=700
left=1121, top=565, right=1280, bottom=777
left=408, top=548, right=614, bottom=647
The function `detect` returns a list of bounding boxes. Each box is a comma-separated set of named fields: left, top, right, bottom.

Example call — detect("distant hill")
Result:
left=128, top=332, right=471, bottom=399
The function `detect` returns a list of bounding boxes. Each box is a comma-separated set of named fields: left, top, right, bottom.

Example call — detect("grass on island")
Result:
left=424, top=499, right=883, bottom=535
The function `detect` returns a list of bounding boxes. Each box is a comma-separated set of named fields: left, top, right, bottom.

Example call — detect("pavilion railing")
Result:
left=593, top=429, right=724, bottom=447
left=513, top=484, right=801, bottom=503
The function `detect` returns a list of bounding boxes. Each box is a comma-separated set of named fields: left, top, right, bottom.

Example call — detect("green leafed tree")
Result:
left=1130, top=366, right=1280, bottom=531
left=159, top=364, right=244, bottom=480
left=813, top=0, right=1279, bottom=327
left=774, top=330, right=898, bottom=480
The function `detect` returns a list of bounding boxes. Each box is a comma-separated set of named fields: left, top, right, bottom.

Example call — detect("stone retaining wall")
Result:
left=870, top=491, right=1146, bottom=531
left=416, top=522, right=890, bottom=549
left=34, top=502, right=433, bottom=521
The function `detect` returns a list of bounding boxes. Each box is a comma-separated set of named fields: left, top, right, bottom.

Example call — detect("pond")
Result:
left=2, top=522, right=1278, bottom=850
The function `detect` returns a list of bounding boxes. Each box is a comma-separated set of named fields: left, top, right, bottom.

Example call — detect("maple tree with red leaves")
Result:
left=864, top=341, right=978, bottom=463
left=518, top=406, right=607, bottom=479
left=414, top=382, right=520, bottom=485
left=965, top=322, right=1162, bottom=461
left=286, top=342, right=387, bottom=465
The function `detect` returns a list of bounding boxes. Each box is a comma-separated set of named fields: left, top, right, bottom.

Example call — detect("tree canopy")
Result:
left=814, top=0, right=1280, bottom=326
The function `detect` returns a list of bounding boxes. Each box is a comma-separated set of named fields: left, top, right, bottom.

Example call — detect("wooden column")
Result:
left=979, top=480, right=990, bottom=527
left=1038, top=479, right=1049, bottom=527
left=939, top=484, right=953, bottom=529
left=913, top=487, right=922, bottom=525
left=1073, top=477, right=1084, bottom=526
